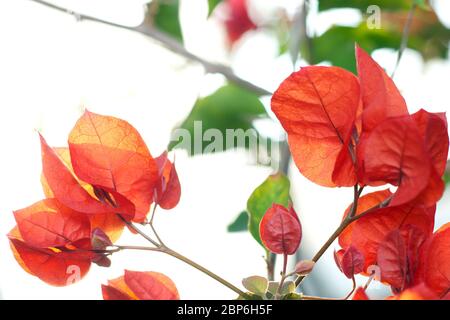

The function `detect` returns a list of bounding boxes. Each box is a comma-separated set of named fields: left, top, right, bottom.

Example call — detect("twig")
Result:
left=163, top=247, right=249, bottom=299
left=114, top=216, right=248, bottom=298
left=294, top=188, right=389, bottom=288
left=363, top=270, right=376, bottom=291
left=147, top=204, right=165, bottom=246
left=28, top=0, right=271, bottom=96
left=343, top=276, right=357, bottom=300
left=265, top=252, right=276, bottom=281
left=115, top=245, right=160, bottom=252
left=275, top=253, right=288, bottom=300
left=115, top=242, right=248, bottom=298
left=300, top=0, right=313, bottom=65
left=117, top=214, right=160, bottom=247
left=391, top=2, right=418, bottom=78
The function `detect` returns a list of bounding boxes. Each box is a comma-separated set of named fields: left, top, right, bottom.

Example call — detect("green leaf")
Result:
left=444, top=169, right=450, bottom=186
left=242, top=276, right=268, bottom=296
left=318, top=0, right=412, bottom=12
left=236, top=292, right=264, bottom=300
left=310, top=18, right=450, bottom=73
left=227, top=211, right=249, bottom=232
left=247, top=173, right=290, bottom=247
left=266, top=280, right=296, bottom=299
left=280, top=280, right=295, bottom=295
left=282, top=292, right=302, bottom=300
left=169, top=84, right=267, bottom=155
left=267, top=281, right=279, bottom=296
left=208, top=0, right=223, bottom=17
left=154, top=0, right=183, bottom=43
left=311, top=24, right=400, bottom=73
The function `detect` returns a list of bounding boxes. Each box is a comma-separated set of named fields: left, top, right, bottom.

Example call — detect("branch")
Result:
left=28, top=0, right=271, bottom=96
left=114, top=217, right=248, bottom=298
left=391, top=2, right=418, bottom=78
left=343, top=276, right=357, bottom=300
left=275, top=253, right=288, bottom=300
left=115, top=242, right=249, bottom=298
left=294, top=188, right=390, bottom=288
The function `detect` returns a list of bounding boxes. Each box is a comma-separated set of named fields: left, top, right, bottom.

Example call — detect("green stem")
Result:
left=295, top=185, right=362, bottom=287
left=163, top=247, right=249, bottom=299
left=275, top=254, right=288, bottom=300
left=294, top=215, right=353, bottom=287
left=343, top=276, right=357, bottom=300
left=116, top=218, right=249, bottom=299
left=266, top=251, right=276, bottom=281
left=294, top=186, right=391, bottom=288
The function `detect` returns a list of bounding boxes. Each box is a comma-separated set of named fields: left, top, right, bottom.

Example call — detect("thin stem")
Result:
left=28, top=0, right=271, bottom=96
left=149, top=203, right=158, bottom=226
left=349, top=196, right=391, bottom=222
left=150, top=223, right=164, bottom=246
left=117, top=214, right=160, bottom=247
left=162, top=246, right=249, bottom=299
left=295, top=216, right=352, bottom=287
left=275, top=253, right=288, bottom=300
left=295, top=185, right=361, bottom=287
left=348, top=184, right=360, bottom=219
left=115, top=215, right=248, bottom=298
left=266, top=252, right=276, bottom=281
left=115, top=245, right=160, bottom=252
left=148, top=205, right=165, bottom=246
left=295, top=187, right=390, bottom=288
left=343, top=276, right=357, bottom=300
left=391, top=2, right=417, bottom=78
left=363, top=270, right=376, bottom=291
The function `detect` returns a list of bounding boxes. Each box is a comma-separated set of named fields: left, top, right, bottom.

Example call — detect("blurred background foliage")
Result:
left=141, top=0, right=450, bottom=249
left=157, top=0, right=450, bottom=158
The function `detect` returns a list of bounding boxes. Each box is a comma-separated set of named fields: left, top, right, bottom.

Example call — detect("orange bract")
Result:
left=13, top=198, right=90, bottom=248
left=155, top=151, right=181, bottom=210
left=352, top=287, right=369, bottom=300
left=339, top=189, right=392, bottom=250
left=418, top=223, right=450, bottom=299
left=40, top=140, right=126, bottom=241
left=362, top=116, right=431, bottom=206
left=356, top=44, right=408, bottom=134
left=40, top=135, right=114, bottom=215
left=68, top=110, right=158, bottom=222
left=8, top=201, right=93, bottom=287
left=102, top=270, right=179, bottom=300
left=9, top=238, right=92, bottom=287
left=339, top=191, right=435, bottom=271
left=9, top=111, right=180, bottom=287
left=388, top=283, right=440, bottom=300
left=271, top=66, right=360, bottom=187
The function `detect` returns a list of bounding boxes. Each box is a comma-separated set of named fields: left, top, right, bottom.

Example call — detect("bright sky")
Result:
left=0, top=0, right=449, bottom=300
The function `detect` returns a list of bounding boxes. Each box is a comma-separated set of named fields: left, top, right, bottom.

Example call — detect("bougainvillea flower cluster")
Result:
left=8, top=111, right=181, bottom=287
left=270, top=45, right=450, bottom=300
